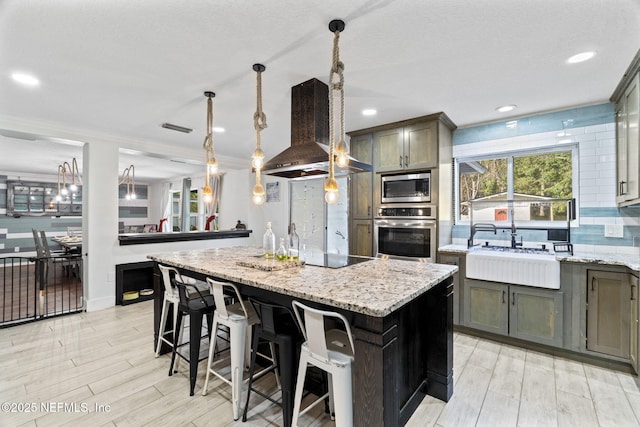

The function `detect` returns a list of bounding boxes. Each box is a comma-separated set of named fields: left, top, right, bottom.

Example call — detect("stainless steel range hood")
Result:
left=262, top=78, right=372, bottom=178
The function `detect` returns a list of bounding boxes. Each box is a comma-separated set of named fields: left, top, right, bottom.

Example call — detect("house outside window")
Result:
left=456, top=146, right=577, bottom=225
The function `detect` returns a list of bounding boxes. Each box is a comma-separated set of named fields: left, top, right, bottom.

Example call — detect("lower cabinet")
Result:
left=464, top=279, right=563, bottom=347
left=586, top=270, right=639, bottom=370
left=439, top=254, right=465, bottom=325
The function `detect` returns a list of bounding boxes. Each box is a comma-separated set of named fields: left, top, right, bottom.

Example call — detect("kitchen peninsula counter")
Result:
left=118, top=229, right=251, bottom=246
left=148, top=246, right=457, bottom=426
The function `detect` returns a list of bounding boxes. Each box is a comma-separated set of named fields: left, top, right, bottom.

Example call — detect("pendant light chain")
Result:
left=202, top=91, right=216, bottom=203
left=203, top=95, right=216, bottom=167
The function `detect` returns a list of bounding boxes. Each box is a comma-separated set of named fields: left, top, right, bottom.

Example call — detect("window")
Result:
left=169, top=187, right=208, bottom=231
left=457, top=146, right=576, bottom=223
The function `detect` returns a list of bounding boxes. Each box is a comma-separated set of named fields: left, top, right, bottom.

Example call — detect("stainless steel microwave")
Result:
left=381, top=172, right=431, bottom=203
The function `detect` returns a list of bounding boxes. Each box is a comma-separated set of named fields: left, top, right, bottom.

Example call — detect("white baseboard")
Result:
left=85, top=296, right=115, bottom=312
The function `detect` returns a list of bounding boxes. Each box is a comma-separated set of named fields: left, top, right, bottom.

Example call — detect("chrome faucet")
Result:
left=468, top=223, right=497, bottom=247
left=510, top=209, right=523, bottom=248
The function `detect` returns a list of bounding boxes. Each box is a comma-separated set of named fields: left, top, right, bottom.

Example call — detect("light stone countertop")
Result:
left=439, top=244, right=639, bottom=272
left=148, top=246, right=457, bottom=317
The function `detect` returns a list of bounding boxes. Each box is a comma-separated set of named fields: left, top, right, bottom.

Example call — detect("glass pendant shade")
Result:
left=324, top=175, right=339, bottom=204
left=202, top=183, right=213, bottom=203
left=335, top=139, right=349, bottom=168
left=207, top=157, right=218, bottom=175
left=251, top=147, right=264, bottom=169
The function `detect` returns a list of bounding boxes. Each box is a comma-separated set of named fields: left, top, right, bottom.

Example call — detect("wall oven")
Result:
left=374, top=205, right=436, bottom=262
left=381, top=171, right=431, bottom=203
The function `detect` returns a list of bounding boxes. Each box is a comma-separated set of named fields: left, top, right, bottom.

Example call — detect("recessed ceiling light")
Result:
left=362, top=109, right=377, bottom=116
left=11, top=72, right=40, bottom=86
left=496, top=105, right=517, bottom=113
left=567, top=51, right=596, bottom=64
left=213, top=127, right=225, bottom=133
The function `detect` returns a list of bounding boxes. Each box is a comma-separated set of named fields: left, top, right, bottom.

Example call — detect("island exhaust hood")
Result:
left=262, top=78, right=372, bottom=178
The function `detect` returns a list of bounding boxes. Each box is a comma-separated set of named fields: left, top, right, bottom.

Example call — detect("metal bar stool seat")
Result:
left=242, top=297, right=304, bottom=427
left=155, top=264, right=208, bottom=362
left=291, top=300, right=356, bottom=427
left=202, top=278, right=277, bottom=421
left=168, top=278, right=215, bottom=396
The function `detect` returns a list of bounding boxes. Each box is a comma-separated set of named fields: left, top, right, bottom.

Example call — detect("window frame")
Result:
left=454, top=144, right=579, bottom=226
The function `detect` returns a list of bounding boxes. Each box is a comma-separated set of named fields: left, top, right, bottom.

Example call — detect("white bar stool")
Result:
left=155, top=264, right=203, bottom=364
left=202, top=278, right=275, bottom=420
left=291, top=300, right=355, bottom=427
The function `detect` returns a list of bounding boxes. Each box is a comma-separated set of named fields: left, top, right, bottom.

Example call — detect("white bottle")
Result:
left=263, top=222, right=276, bottom=258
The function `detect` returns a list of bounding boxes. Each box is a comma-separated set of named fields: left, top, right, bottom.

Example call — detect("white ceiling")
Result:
left=1, top=0, right=639, bottom=181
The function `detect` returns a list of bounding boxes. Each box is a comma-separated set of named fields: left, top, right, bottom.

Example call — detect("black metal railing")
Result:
left=1, top=255, right=83, bottom=327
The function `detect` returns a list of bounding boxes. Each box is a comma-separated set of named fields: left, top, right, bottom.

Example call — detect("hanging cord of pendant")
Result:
left=203, top=95, right=215, bottom=163
left=329, top=28, right=344, bottom=179
left=254, top=67, right=267, bottom=152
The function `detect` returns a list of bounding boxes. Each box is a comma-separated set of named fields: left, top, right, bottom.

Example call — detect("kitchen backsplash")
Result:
left=451, top=103, right=639, bottom=256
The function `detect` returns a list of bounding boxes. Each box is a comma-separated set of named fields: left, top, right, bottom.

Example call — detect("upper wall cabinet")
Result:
left=612, top=50, right=640, bottom=207
left=350, top=133, right=373, bottom=219
left=373, top=120, right=437, bottom=172
left=6, top=180, right=82, bottom=217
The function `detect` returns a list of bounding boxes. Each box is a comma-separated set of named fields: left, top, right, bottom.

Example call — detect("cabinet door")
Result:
left=616, top=102, right=629, bottom=204
left=463, top=279, right=508, bottom=335
left=617, top=73, right=640, bottom=205
left=349, top=220, right=372, bottom=257
left=624, top=73, right=639, bottom=202
left=587, top=270, right=631, bottom=358
left=509, top=285, right=563, bottom=347
left=440, top=255, right=461, bottom=325
left=631, top=274, right=639, bottom=373
left=350, top=134, right=373, bottom=219
left=373, top=128, right=404, bottom=172
left=404, top=121, right=437, bottom=170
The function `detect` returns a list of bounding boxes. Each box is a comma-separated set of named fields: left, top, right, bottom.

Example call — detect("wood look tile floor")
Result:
left=1, top=301, right=639, bottom=427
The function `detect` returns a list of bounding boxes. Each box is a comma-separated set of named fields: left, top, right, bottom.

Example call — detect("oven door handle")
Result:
left=374, top=220, right=436, bottom=228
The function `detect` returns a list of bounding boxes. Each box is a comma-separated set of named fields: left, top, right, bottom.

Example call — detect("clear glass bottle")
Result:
left=288, top=223, right=300, bottom=261
left=276, top=237, right=287, bottom=261
left=263, top=221, right=275, bottom=258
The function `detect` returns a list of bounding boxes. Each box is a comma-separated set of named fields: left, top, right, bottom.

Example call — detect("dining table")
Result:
left=51, top=235, right=82, bottom=251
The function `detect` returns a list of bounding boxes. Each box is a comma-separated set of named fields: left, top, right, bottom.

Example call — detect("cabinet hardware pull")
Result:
left=367, top=206, right=371, bottom=216
left=404, top=155, right=409, bottom=168
left=368, top=223, right=371, bottom=233
left=512, top=292, right=515, bottom=306
left=591, top=276, right=595, bottom=291
left=399, top=155, right=403, bottom=168
left=502, top=290, right=505, bottom=304
left=620, top=180, right=627, bottom=195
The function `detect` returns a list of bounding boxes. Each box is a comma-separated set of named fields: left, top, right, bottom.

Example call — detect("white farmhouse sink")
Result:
left=466, top=249, right=560, bottom=289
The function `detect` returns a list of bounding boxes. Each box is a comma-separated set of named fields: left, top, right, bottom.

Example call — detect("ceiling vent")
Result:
left=161, top=123, right=193, bottom=133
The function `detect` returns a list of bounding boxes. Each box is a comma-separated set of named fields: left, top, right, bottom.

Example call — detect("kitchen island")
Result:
left=148, top=247, right=457, bottom=426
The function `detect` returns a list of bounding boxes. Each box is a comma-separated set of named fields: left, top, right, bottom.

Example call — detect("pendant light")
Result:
left=325, top=19, right=347, bottom=204
left=202, top=91, right=216, bottom=203
left=252, top=63, right=267, bottom=205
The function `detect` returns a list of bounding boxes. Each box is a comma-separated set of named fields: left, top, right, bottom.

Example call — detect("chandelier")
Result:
left=56, top=158, right=81, bottom=202
left=119, top=164, right=136, bottom=200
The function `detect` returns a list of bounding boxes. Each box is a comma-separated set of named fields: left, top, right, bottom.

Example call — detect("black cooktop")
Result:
left=305, top=253, right=372, bottom=269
